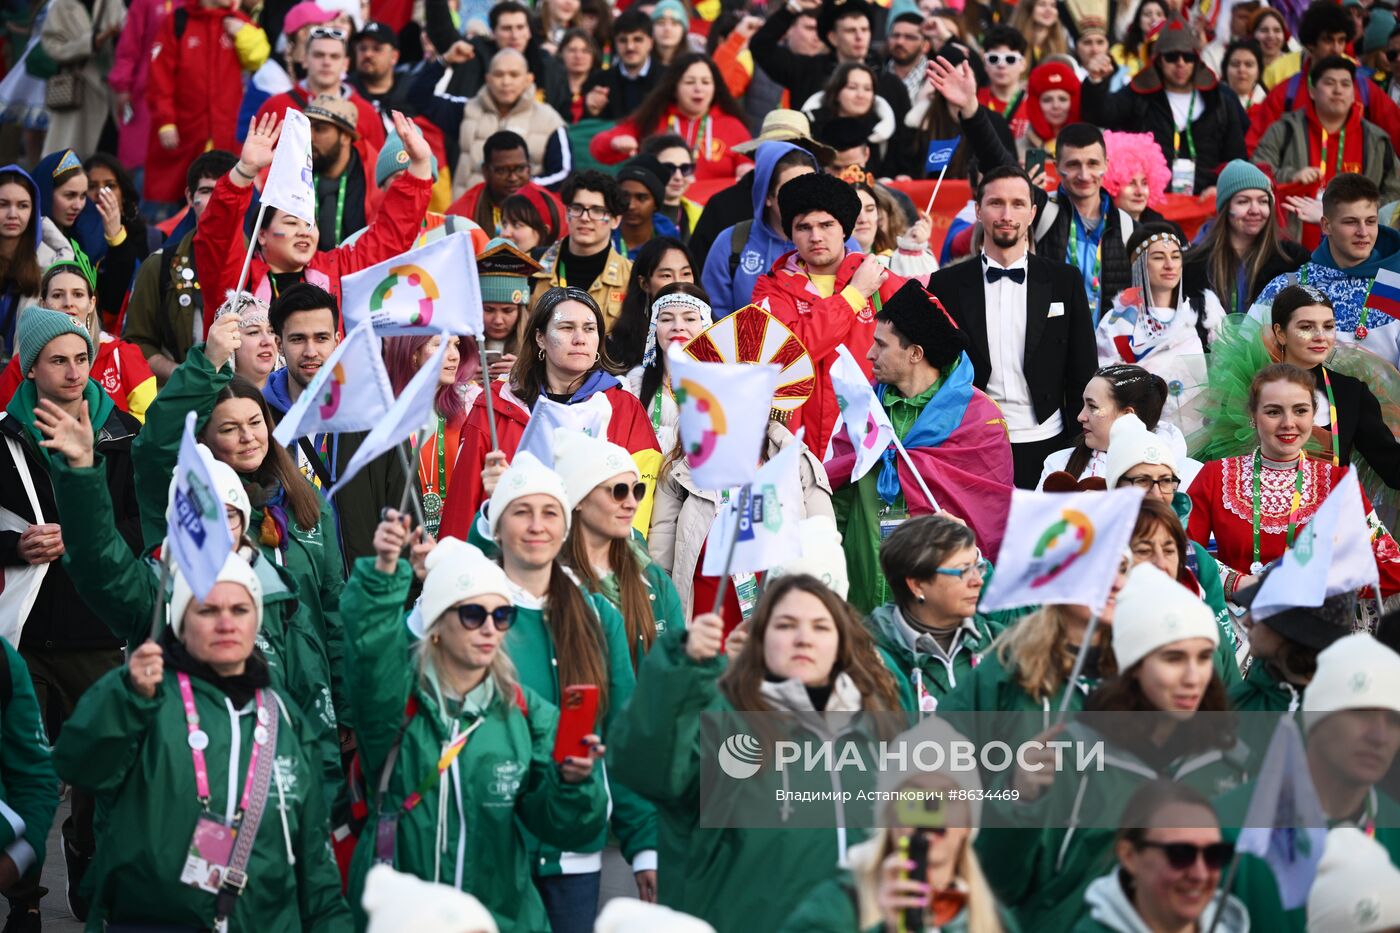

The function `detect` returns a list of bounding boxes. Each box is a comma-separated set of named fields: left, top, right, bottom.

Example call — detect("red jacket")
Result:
left=193, top=171, right=432, bottom=336
left=144, top=2, right=256, bottom=202
left=437, top=378, right=661, bottom=541
left=1247, top=64, right=1400, bottom=153
left=750, top=250, right=905, bottom=459
left=591, top=106, right=753, bottom=180
left=256, top=84, right=388, bottom=156
left=446, top=181, right=567, bottom=239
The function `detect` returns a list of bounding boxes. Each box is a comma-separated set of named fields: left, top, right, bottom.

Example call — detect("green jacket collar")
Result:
left=5, top=378, right=115, bottom=467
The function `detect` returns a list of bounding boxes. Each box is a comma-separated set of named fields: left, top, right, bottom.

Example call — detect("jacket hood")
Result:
left=263, top=368, right=295, bottom=416
left=35, top=151, right=107, bottom=263
left=1081, top=870, right=1250, bottom=933
left=750, top=141, right=818, bottom=235
left=0, top=164, right=40, bottom=248
left=1312, top=224, right=1400, bottom=278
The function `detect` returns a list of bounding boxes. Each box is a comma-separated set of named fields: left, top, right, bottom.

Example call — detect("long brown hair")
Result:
left=0, top=169, right=40, bottom=298
left=991, top=606, right=1119, bottom=703
left=565, top=532, right=656, bottom=666
left=718, top=574, right=903, bottom=713
left=1084, top=660, right=1233, bottom=757
left=544, top=561, right=613, bottom=713
left=508, top=287, right=621, bottom=410
left=1188, top=192, right=1292, bottom=314
left=629, top=53, right=747, bottom=139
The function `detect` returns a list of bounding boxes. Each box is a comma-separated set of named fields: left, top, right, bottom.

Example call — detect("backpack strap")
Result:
left=728, top=219, right=754, bottom=281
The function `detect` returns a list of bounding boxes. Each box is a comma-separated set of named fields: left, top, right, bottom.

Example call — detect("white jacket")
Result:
left=801, top=91, right=896, bottom=145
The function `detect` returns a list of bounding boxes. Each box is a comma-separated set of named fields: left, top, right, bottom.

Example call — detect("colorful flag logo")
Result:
left=702, top=430, right=805, bottom=577
left=828, top=344, right=896, bottom=481
left=342, top=232, right=484, bottom=336
left=272, top=320, right=394, bottom=447
left=260, top=109, right=315, bottom=224
left=667, top=345, right=780, bottom=490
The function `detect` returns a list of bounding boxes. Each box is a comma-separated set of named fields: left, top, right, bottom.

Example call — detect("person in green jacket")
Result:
left=609, top=573, right=908, bottom=933
left=52, top=554, right=351, bottom=931
left=979, top=564, right=1249, bottom=933
left=868, top=514, right=1005, bottom=715
left=1226, top=579, right=1354, bottom=714
left=551, top=428, right=684, bottom=668
left=1073, top=780, right=1249, bottom=933
left=0, top=639, right=58, bottom=918
left=130, top=312, right=349, bottom=724
left=342, top=514, right=608, bottom=933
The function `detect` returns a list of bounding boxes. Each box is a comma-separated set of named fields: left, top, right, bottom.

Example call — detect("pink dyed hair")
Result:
left=381, top=334, right=474, bottom=426
left=1102, top=131, right=1171, bottom=208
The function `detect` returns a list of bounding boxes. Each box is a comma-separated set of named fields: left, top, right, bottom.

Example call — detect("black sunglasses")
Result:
left=1137, top=840, right=1234, bottom=871
left=1160, top=51, right=1198, bottom=65
left=455, top=604, right=516, bottom=631
left=658, top=161, right=696, bottom=177
left=604, top=481, right=647, bottom=503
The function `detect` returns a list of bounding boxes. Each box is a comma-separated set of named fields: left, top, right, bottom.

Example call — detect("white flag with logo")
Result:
left=1248, top=468, right=1379, bottom=619
left=1235, top=717, right=1327, bottom=909
left=702, top=429, right=805, bottom=576
left=667, top=345, right=780, bottom=490
left=515, top=394, right=611, bottom=466
left=168, top=413, right=235, bottom=601
left=273, top=320, right=394, bottom=446
left=341, top=233, right=483, bottom=337
left=828, top=343, right=896, bottom=480
left=328, top=333, right=450, bottom=497
left=979, top=486, right=1145, bottom=614
left=260, top=109, right=315, bottom=224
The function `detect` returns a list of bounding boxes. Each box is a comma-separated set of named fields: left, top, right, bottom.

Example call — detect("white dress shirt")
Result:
left=982, top=252, right=1063, bottom=443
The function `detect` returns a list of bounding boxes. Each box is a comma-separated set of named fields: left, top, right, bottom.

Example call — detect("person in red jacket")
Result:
left=193, top=110, right=433, bottom=339
left=591, top=53, right=753, bottom=181
left=255, top=26, right=388, bottom=156
left=446, top=130, right=567, bottom=238
left=144, top=0, right=270, bottom=204
left=436, top=287, right=662, bottom=541
left=751, top=171, right=904, bottom=459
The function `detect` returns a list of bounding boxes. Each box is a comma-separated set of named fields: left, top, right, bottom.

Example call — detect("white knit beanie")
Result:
left=1111, top=563, right=1218, bottom=672
left=1307, top=827, right=1400, bottom=933
left=166, top=443, right=251, bottom=538
left=1302, top=633, right=1400, bottom=720
left=486, top=450, right=571, bottom=539
left=362, top=864, right=499, bottom=933
left=1105, top=414, right=1177, bottom=490
left=550, top=428, right=638, bottom=511
left=412, top=538, right=514, bottom=638
left=767, top=515, right=849, bottom=599
left=594, top=898, right=716, bottom=933
left=169, top=553, right=263, bottom=638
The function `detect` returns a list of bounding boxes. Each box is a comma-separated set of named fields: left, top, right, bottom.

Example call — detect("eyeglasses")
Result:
left=602, top=481, right=647, bottom=502
left=1136, top=841, right=1235, bottom=871
left=567, top=204, right=612, bottom=221
left=309, top=26, right=348, bottom=41
left=985, top=52, right=1023, bottom=66
left=455, top=603, right=517, bottom=631
left=658, top=162, right=695, bottom=178
left=1119, top=474, right=1182, bottom=493
left=489, top=163, right=531, bottom=177
left=933, top=549, right=985, bottom=580
left=1159, top=51, right=1198, bottom=65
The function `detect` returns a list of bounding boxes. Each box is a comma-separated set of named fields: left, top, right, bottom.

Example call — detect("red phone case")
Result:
left=552, top=684, right=599, bottom=764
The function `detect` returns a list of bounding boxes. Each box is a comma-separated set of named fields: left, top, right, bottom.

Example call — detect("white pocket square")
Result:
left=1047, top=302, right=1066, bottom=318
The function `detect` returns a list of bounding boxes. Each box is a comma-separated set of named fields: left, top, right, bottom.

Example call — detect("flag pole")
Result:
left=924, top=164, right=949, bottom=215
left=476, top=335, right=499, bottom=451
left=233, top=202, right=268, bottom=301
left=1054, top=613, right=1099, bottom=723
left=711, top=484, right=751, bottom=615
left=1203, top=850, right=1245, bottom=933
left=149, top=548, right=174, bottom=643
left=891, top=437, right=940, bottom=512
left=394, top=440, right=428, bottom=528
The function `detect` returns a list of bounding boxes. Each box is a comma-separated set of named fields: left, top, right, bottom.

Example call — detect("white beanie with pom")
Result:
left=1111, top=562, right=1218, bottom=672
left=412, top=538, right=514, bottom=638
left=1307, top=827, right=1400, bottom=933
left=1105, top=413, right=1178, bottom=490
left=169, top=553, right=263, bottom=638
left=551, top=428, right=638, bottom=510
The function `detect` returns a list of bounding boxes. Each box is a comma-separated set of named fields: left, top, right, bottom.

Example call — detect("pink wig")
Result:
left=1102, top=131, right=1172, bottom=208
left=381, top=334, right=474, bottom=426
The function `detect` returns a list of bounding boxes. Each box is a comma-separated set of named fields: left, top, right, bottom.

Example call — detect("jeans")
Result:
left=534, top=871, right=600, bottom=933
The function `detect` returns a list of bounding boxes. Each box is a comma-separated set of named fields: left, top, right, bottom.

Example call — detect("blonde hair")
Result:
left=991, top=606, right=1117, bottom=702
left=413, top=615, right=522, bottom=711
left=849, top=829, right=1003, bottom=933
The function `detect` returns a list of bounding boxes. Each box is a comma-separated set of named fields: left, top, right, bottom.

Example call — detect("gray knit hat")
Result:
left=17, top=306, right=93, bottom=375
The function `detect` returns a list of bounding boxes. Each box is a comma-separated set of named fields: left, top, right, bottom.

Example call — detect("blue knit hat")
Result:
left=375, top=133, right=438, bottom=188
left=17, top=306, right=93, bottom=375
left=651, top=0, right=687, bottom=24
left=1215, top=160, right=1272, bottom=211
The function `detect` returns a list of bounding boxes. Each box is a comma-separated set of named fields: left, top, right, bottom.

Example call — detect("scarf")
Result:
left=163, top=634, right=271, bottom=708
left=247, top=479, right=290, bottom=550
left=4, top=379, right=113, bottom=468
left=1304, top=98, right=1365, bottom=186
left=873, top=355, right=973, bottom=505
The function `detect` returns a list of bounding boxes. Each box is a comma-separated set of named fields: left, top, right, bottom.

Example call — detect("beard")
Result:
left=989, top=226, right=1023, bottom=248
left=311, top=141, right=343, bottom=174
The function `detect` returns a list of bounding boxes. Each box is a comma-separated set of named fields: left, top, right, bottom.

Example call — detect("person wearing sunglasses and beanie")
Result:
left=1080, top=13, right=1247, bottom=199
left=338, top=520, right=608, bottom=932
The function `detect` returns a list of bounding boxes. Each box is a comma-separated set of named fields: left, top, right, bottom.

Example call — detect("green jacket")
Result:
left=52, top=665, right=350, bottom=931
left=50, top=455, right=344, bottom=809
left=583, top=541, right=686, bottom=668
left=339, top=559, right=608, bottom=933
left=609, top=626, right=881, bottom=933
left=1174, top=491, right=1241, bottom=690
left=866, top=603, right=1003, bottom=713
left=131, top=345, right=349, bottom=721
left=1227, top=658, right=1304, bottom=714
left=0, top=640, right=58, bottom=881
left=977, top=722, right=1251, bottom=932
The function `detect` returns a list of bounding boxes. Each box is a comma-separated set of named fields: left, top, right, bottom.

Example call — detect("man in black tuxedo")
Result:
left=927, top=165, right=1098, bottom=489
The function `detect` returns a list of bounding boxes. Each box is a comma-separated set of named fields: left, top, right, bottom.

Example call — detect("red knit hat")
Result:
left=1026, top=62, right=1081, bottom=144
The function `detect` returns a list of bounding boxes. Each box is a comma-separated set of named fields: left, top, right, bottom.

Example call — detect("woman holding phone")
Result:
left=339, top=518, right=608, bottom=932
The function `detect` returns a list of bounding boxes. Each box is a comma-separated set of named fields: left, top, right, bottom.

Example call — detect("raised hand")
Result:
left=128, top=641, right=165, bottom=699
left=34, top=398, right=93, bottom=467
left=373, top=509, right=412, bottom=574
left=204, top=312, right=242, bottom=369
left=686, top=612, right=725, bottom=662
left=390, top=111, right=434, bottom=179
left=95, top=187, right=122, bottom=239
left=237, top=112, right=281, bottom=179
left=929, top=57, right=978, bottom=119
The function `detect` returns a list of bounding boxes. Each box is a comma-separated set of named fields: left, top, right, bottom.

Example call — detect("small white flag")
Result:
left=341, top=233, right=484, bottom=337
left=272, top=319, right=393, bottom=447
left=667, top=344, right=780, bottom=490
left=260, top=109, right=315, bottom=224
left=979, top=486, right=1144, bottom=614
left=328, top=332, right=450, bottom=497
left=1235, top=717, right=1327, bottom=910
left=829, top=344, right=896, bottom=481
left=1248, top=468, right=1380, bottom=619
left=702, top=429, right=805, bottom=577
left=168, top=413, right=235, bottom=601
left=515, top=394, right=611, bottom=466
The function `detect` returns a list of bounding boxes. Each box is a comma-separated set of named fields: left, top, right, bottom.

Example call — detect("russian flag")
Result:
left=1365, top=268, right=1400, bottom=319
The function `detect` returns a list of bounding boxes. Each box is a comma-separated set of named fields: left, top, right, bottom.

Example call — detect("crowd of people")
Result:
left=4, top=0, right=1400, bottom=931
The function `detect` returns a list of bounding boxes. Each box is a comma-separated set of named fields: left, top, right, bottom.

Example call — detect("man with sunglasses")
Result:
left=532, top=172, right=632, bottom=330
left=1081, top=13, right=1246, bottom=198
left=640, top=134, right=700, bottom=241
left=255, top=25, right=387, bottom=154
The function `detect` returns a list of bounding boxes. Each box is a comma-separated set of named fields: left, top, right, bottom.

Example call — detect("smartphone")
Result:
left=1024, top=147, right=1049, bottom=177
left=552, top=684, right=599, bottom=764
left=902, top=830, right=932, bottom=932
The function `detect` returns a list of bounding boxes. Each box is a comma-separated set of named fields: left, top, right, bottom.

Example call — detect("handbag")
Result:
left=44, top=68, right=83, bottom=111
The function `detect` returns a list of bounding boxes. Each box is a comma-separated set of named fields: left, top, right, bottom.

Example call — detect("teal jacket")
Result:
left=866, top=602, right=1004, bottom=713
left=1227, top=658, right=1304, bottom=713
left=340, top=559, right=608, bottom=932
left=0, top=640, right=57, bottom=882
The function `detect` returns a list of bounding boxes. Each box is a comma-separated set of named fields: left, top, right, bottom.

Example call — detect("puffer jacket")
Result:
left=452, top=85, right=566, bottom=196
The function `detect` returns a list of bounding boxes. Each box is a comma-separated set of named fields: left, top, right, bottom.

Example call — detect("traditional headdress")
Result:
left=682, top=304, right=814, bottom=422
left=642, top=290, right=712, bottom=368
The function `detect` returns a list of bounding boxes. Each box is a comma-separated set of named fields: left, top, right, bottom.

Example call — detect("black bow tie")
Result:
left=985, top=266, right=1026, bottom=285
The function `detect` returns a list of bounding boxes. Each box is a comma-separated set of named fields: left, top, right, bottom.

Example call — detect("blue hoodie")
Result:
left=35, top=150, right=107, bottom=265
left=701, top=141, right=820, bottom=320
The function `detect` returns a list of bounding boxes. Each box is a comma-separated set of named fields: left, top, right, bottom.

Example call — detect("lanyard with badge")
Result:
left=1170, top=89, right=1197, bottom=194
left=177, top=673, right=271, bottom=895
left=418, top=416, right=447, bottom=537
left=313, top=173, right=348, bottom=245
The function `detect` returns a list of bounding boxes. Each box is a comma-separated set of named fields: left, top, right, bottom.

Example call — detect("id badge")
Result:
left=374, top=812, right=400, bottom=866
left=180, top=813, right=237, bottom=894
left=1170, top=158, right=1195, bottom=194
left=878, top=507, right=909, bottom=541
left=733, top=573, right=760, bottom=621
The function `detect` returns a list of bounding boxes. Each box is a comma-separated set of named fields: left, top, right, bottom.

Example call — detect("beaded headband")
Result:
left=1129, top=231, right=1184, bottom=264
left=651, top=291, right=712, bottom=320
